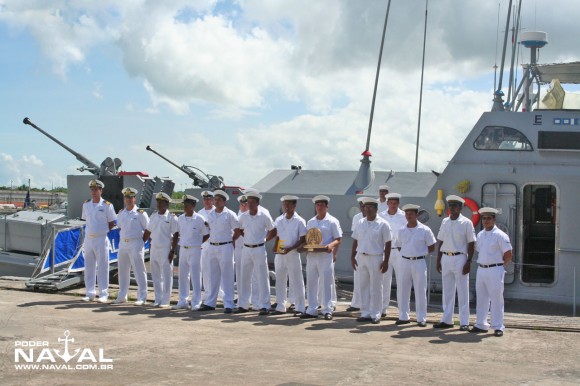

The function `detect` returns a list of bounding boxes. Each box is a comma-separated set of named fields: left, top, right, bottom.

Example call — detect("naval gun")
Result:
left=146, top=145, right=224, bottom=190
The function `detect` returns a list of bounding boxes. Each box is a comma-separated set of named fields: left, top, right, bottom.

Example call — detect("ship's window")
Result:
left=473, top=126, right=533, bottom=151
left=538, top=131, right=580, bottom=150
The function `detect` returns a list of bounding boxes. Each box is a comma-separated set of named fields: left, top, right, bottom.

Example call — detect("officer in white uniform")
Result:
left=112, top=188, right=150, bottom=305
left=434, top=195, right=476, bottom=330
left=204, top=190, right=240, bottom=313
left=377, top=185, right=390, bottom=213
left=378, top=192, right=407, bottom=318
left=198, top=191, right=216, bottom=303
left=346, top=197, right=367, bottom=312
left=471, top=207, right=512, bottom=337
left=270, top=195, right=307, bottom=316
left=234, top=194, right=248, bottom=293
left=395, top=204, right=436, bottom=327
left=81, top=179, right=117, bottom=303
left=236, top=192, right=275, bottom=315
left=172, top=195, right=209, bottom=310
left=351, top=197, right=391, bottom=324
left=301, top=195, right=342, bottom=321
left=143, top=192, right=178, bottom=308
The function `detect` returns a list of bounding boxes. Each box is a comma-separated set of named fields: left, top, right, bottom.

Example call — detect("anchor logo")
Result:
left=55, top=330, right=80, bottom=363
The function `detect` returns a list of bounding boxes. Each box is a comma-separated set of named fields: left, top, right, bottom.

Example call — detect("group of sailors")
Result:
left=81, top=180, right=512, bottom=337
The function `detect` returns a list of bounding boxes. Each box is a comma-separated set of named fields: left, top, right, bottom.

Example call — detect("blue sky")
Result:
left=1, top=0, right=579, bottom=191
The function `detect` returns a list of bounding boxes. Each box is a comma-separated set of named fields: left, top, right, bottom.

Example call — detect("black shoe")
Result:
left=469, top=326, right=488, bottom=333
left=270, top=303, right=277, bottom=310
left=270, top=310, right=285, bottom=315
left=234, top=307, right=249, bottom=314
left=324, top=313, right=333, bottom=321
left=224, top=308, right=233, bottom=314
left=346, top=306, right=360, bottom=312
left=494, top=330, right=504, bottom=337
left=198, top=304, right=215, bottom=311
left=300, top=313, right=318, bottom=319
left=356, top=317, right=372, bottom=322
left=433, top=322, right=454, bottom=329
left=417, top=321, right=427, bottom=327
left=293, top=311, right=304, bottom=317
left=395, top=320, right=410, bottom=325
left=259, top=308, right=269, bottom=315
left=459, top=325, right=469, bottom=331
left=381, top=313, right=387, bottom=318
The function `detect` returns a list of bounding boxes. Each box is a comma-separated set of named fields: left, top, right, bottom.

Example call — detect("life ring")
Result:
left=447, top=197, right=480, bottom=226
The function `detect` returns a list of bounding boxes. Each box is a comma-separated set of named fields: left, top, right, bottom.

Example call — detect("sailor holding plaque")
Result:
left=300, top=195, right=342, bottom=320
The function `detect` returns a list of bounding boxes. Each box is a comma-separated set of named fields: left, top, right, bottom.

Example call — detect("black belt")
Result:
left=479, top=263, right=504, bottom=268
left=361, top=252, right=382, bottom=256
left=402, top=256, right=425, bottom=260
left=244, top=243, right=265, bottom=248
left=391, top=247, right=398, bottom=250
left=210, top=241, right=233, bottom=246
left=443, top=252, right=463, bottom=256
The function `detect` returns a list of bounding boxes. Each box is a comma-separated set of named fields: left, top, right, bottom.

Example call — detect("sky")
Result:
left=1, top=0, right=579, bottom=191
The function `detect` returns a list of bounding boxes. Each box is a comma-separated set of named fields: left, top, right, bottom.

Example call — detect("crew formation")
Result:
left=80, top=180, right=512, bottom=336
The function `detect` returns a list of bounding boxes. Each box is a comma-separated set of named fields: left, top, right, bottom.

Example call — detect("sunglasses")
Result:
left=448, top=202, right=462, bottom=207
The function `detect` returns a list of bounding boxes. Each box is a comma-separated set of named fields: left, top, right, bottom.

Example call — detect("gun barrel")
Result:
left=146, top=145, right=208, bottom=187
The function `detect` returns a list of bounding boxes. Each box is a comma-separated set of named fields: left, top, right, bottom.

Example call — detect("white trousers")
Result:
left=306, top=252, right=333, bottom=316
left=177, top=246, right=202, bottom=307
left=83, top=235, right=110, bottom=299
left=318, top=261, right=337, bottom=307
left=238, top=246, right=270, bottom=310
left=440, top=254, right=470, bottom=325
left=204, top=243, right=235, bottom=308
left=382, top=252, right=399, bottom=314
left=150, top=245, right=173, bottom=305
left=357, top=253, right=384, bottom=320
left=116, top=239, right=148, bottom=302
left=350, top=268, right=361, bottom=308
left=474, top=265, right=505, bottom=331
left=235, top=245, right=258, bottom=306
left=274, top=250, right=305, bottom=313
left=398, top=258, right=428, bottom=322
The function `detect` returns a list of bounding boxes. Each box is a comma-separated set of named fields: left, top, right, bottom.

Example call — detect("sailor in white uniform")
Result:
left=143, top=192, right=178, bottom=308
left=377, top=184, right=390, bottom=213
left=395, top=204, right=436, bottom=327
left=198, top=191, right=216, bottom=303
left=81, top=179, right=117, bottom=303
left=301, top=195, right=342, bottom=321
left=204, top=190, right=240, bottom=313
left=434, top=195, right=476, bottom=330
left=346, top=197, right=367, bottom=312
left=470, top=207, right=512, bottom=337
left=351, top=197, right=391, bottom=324
left=113, top=187, right=150, bottom=305
left=270, top=195, right=307, bottom=315
left=235, top=192, right=275, bottom=315
left=378, top=192, right=407, bottom=318
left=172, top=195, right=209, bottom=310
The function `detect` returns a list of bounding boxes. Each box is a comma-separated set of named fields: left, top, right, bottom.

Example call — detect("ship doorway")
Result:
left=522, top=185, right=557, bottom=284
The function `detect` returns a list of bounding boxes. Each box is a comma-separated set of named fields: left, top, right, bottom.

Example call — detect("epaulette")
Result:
left=139, top=209, right=145, bottom=213
left=84, top=199, right=91, bottom=203
left=105, top=201, right=111, bottom=205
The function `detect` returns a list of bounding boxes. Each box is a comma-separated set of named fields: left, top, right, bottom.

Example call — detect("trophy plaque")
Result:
left=275, top=239, right=285, bottom=254
left=304, top=228, right=327, bottom=252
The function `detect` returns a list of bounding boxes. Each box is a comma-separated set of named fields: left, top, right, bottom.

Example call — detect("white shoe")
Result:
left=152, top=302, right=160, bottom=307
left=81, top=296, right=95, bottom=302
left=112, top=298, right=127, bottom=305
left=158, top=304, right=170, bottom=309
left=97, top=297, right=109, bottom=303
left=134, top=300, right=145, bottom=306
left=172, top=303, right=188, bottom=310
left=191, top=305, right=201, bottom=311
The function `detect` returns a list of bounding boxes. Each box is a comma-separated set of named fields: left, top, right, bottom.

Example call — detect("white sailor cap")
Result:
left=356, top=196, right=369, bottom=203
left=361, top=197, right=379, bottom=205
left=312, top=195, right=330, bottom=204
left=379, top=185, right=390, bottom=191
left=237, top=195, right=248, bottom=203
left=201, top=191, right=214, bottom=198
left=213, top=190, right=229, bottom=201
left=122, top=187, right=138, bottom=197
left=386, top=193, right=402, bottom=200
left=183, top=194, right=198, bottom=204
left=402, top=204, right=421, bottom=211
left=478, top=207, right=499, bottom=215
left=446, top=195, right=465, bottom=204
left=155, top=192, right=171, bottom=202
left=88, top=179, right=104, bottom=189
left=245, top=192, right=262, bottom=200
left=280, top=195, right=299, bottom=202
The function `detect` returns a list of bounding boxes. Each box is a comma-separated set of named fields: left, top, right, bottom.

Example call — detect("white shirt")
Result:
left=352, top=216, right=392, bottom=255
left=475, top=225, right=512, bottom=265
left=117, top=207, right=149, bottom=239
left=81, top=198, right=117, bottom=236
left=239, top=210, right=274, bottom=245
left=178, top=212, right=209, bottom=247
left=351, top=212, right=364, bottom=233
left=437, top=213, right=476, bottom=254
left=378, top=210, right=407, bottom=246
left=378, top=200, right=387, bottom=214
left=198, top=206, right=214, bottom=247
left=306, top=213, right=343, bottom=246
left=273, top=212, right=307, bottom=252
left=235, top=209, right=248, bottom=249
left=147, top=210, right=179, bottom=248
left=207, top=207, right=239, bottom=243
left=396, top=222, right=436, bottom=257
